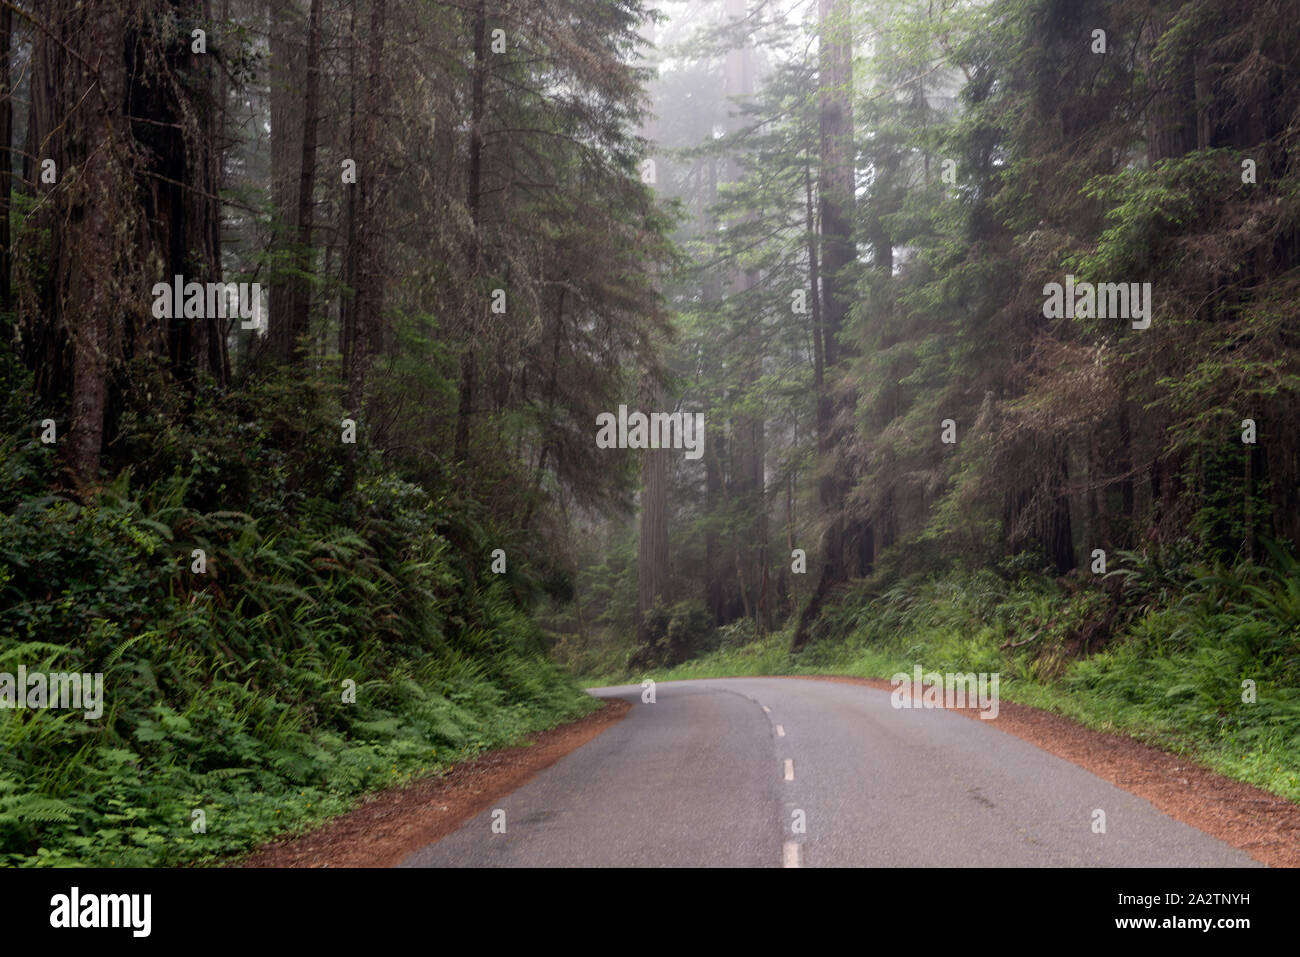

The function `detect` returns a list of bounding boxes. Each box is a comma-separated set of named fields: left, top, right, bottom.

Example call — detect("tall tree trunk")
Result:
left=805, top=158, right=823, bottom=388
left=454, top=0, right=488, bottom=466
left=784, top=471, right=796, bottom=616
left=67, top=0, right=128, bottom=487
left=1048, top=443, right=1075, bottom=574
left=0, top=2, right=12, bottom=318
left=346, top=0, right=389, bottom=415
left=284, top=0, right=322, bottom=364
left=340, top=0, right=359, bottom=388
left=207, top=0, right=231, bottom=382
left=704, top=417, right=726, bottom=622
left=703, top=143, right=725, bottom=623
left=270, top=0, right=305, bottom=362
left=22, top=4, right=70, bottom=405
left=794, top=0, right=855, bottom=650
left=722, top=5, right=766, bottom=628
left=1138, top=6, right=1196, bottom=539
left=637, top=381, right=669, bottom=650
left=185, top=0, right=227, bottom=385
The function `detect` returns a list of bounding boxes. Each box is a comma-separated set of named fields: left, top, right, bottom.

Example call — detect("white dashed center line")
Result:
left=783, top=841, right=801, bottom=868
left=776, top=724, right=785, bottom=736
left=784, top=758, right=794, bottom=781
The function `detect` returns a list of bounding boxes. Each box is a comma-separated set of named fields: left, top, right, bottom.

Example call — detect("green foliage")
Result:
left=617, top=550, right=1300, bottom=803
left=0, top=422, right=596, bottom=867
left=630, top=598, right=717, bottom=668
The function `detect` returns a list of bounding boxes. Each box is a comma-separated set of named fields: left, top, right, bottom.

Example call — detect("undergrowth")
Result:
left=588, top=552, right=1300, bottom=803
left=0, top=420, right=595, bottom=866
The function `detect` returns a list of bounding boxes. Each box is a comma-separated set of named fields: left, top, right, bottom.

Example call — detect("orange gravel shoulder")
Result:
left=785, top=674, right=1300, bottom=868
left=236, top=698, right=631, bottom=868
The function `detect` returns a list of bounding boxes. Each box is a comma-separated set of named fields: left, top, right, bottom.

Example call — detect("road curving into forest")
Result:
left=399, top=677, right=1260, bottom=868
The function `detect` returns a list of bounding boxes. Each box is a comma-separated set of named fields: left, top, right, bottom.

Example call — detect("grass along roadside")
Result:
left=576, top=562, right=1300, bottom=805
left=235, top=696, right=629, bottom=867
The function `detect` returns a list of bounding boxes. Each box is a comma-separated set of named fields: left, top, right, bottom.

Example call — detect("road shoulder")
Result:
left=235, top=697, right=632, bottom=868
left=787, top=674, right=1299, bottom=868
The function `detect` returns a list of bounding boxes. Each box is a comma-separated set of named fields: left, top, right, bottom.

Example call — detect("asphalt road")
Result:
left=400, top=677, right=1260, bottom=868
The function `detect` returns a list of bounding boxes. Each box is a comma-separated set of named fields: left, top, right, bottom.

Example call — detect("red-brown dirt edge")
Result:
left=783, top=674, right=1300, bottom=868
left=233, top=674, right=1298, bottom=868
left=234, top=698, right=632, bottom=868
